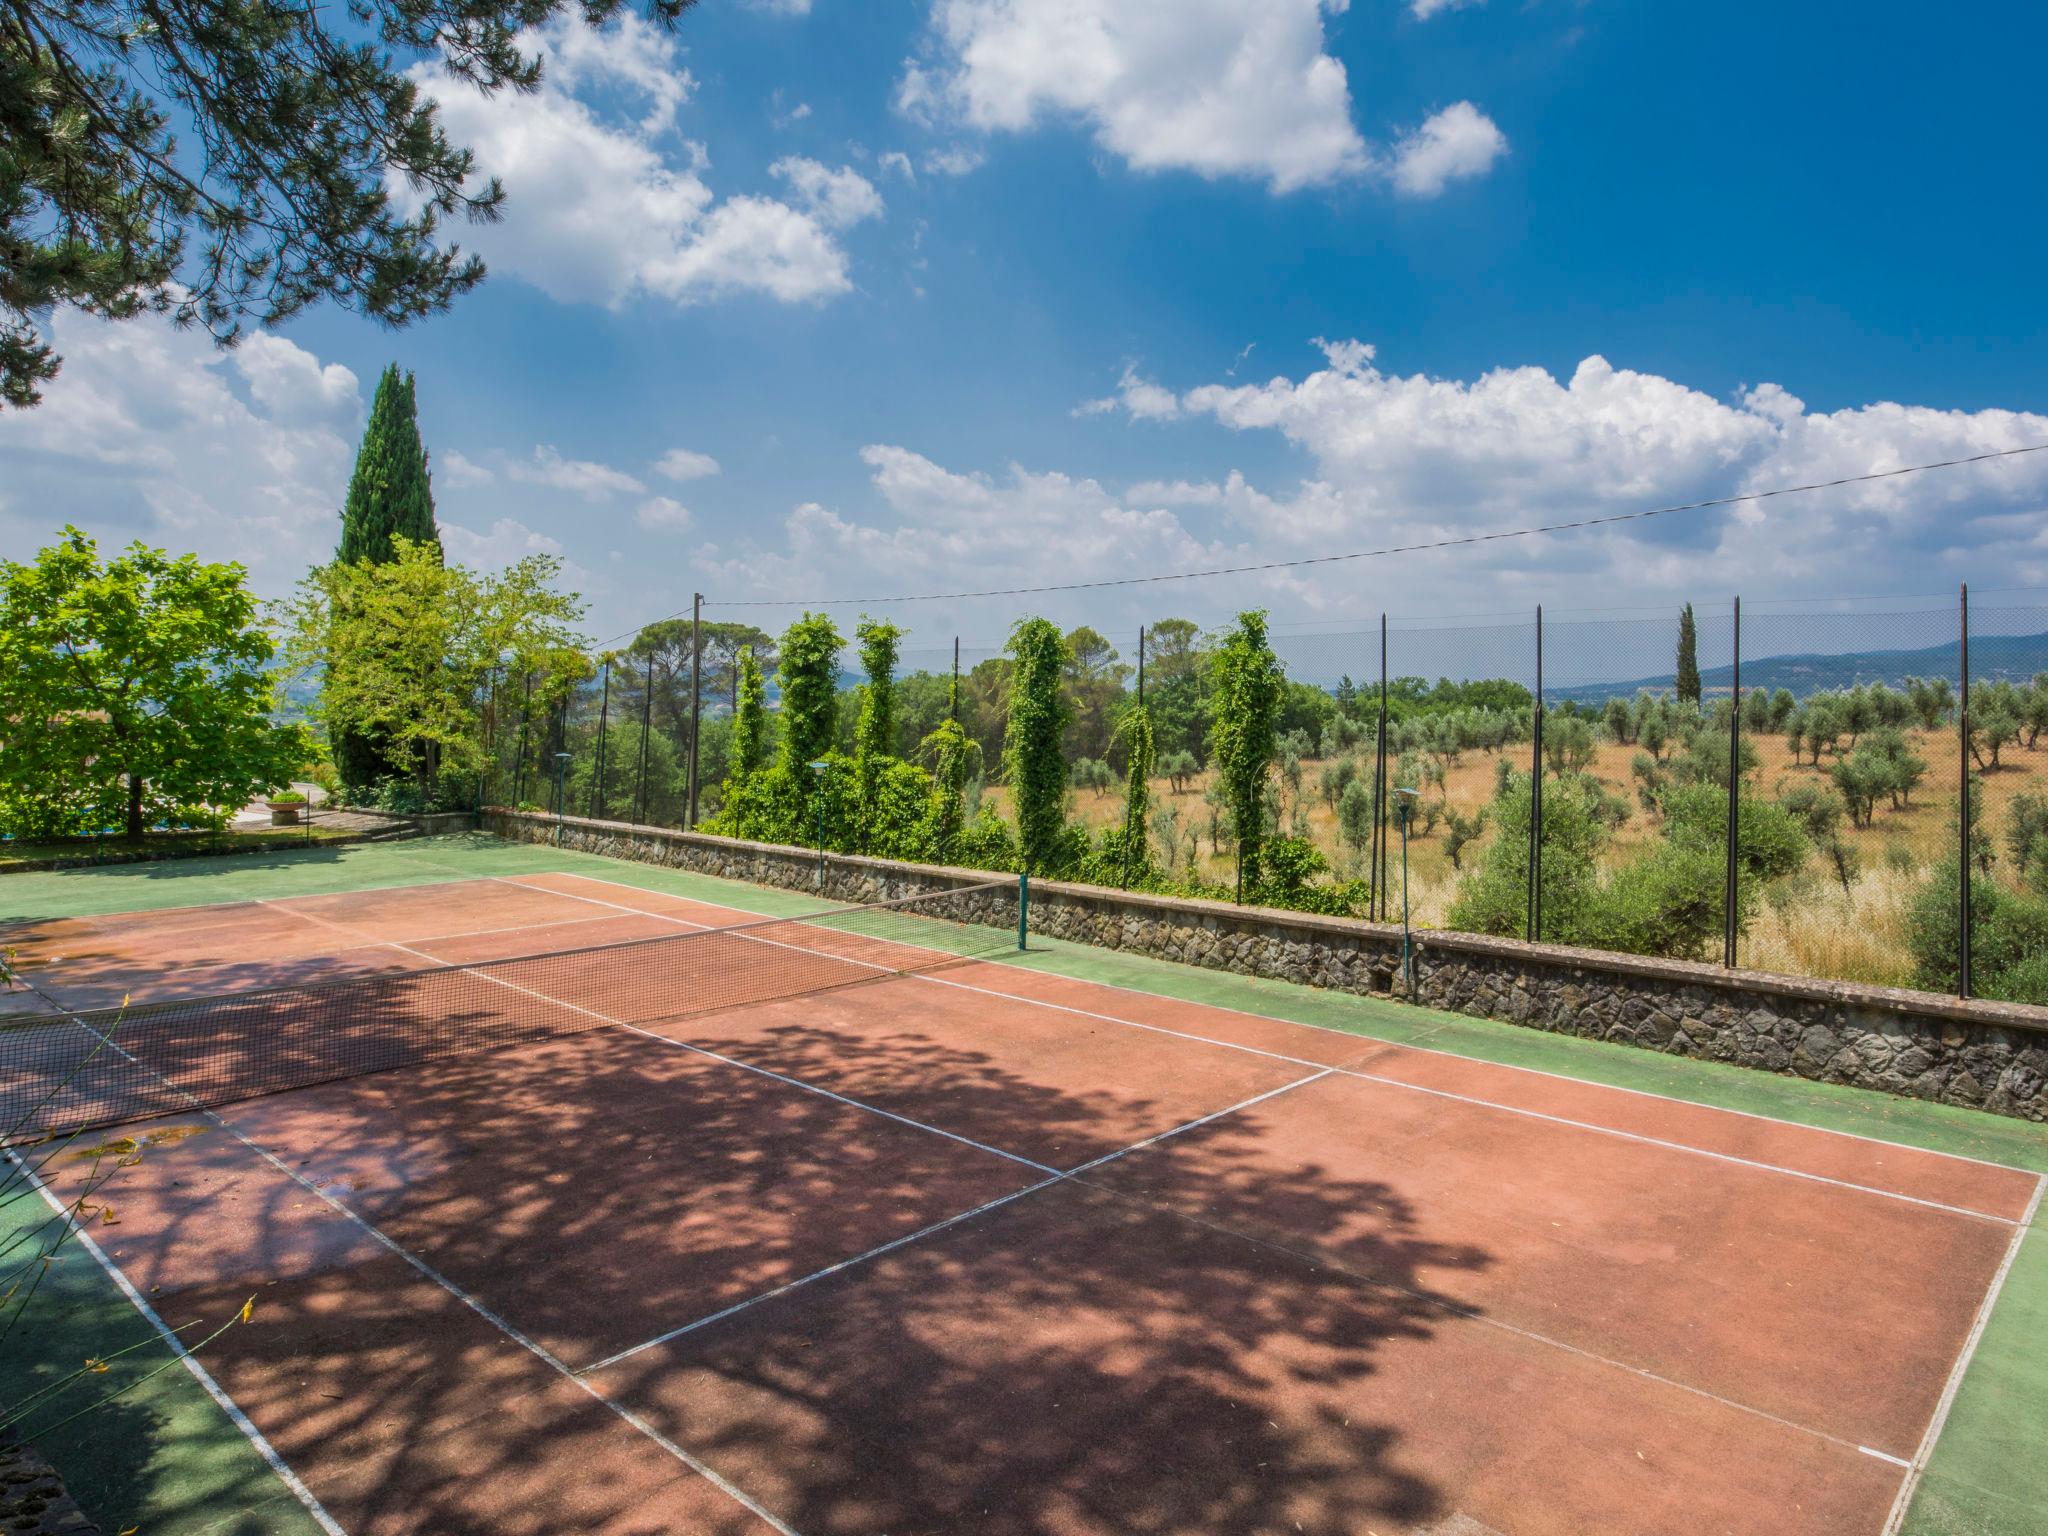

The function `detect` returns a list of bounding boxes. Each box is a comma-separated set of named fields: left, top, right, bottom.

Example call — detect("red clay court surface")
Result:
left=8, top=870, right=2043, bottom=1536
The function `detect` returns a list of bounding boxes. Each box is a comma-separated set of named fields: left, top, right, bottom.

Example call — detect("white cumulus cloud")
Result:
left=899, top=0, right=1372, bottom=193
left=509, top=445, right=647, bottom=501
left=655, top=448, right=722, bottom=481
left=1388, top=102, right=1508, bottom=197
left=397, top=13, right=880, bottom=309
left=636, top=496, right=694, bottom=530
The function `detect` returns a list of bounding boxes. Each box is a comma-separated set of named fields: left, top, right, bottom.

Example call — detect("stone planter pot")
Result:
left=266, top=801, right=303, bottom=825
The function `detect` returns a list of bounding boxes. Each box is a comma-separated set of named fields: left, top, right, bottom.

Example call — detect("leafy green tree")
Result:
left=0, top=0, right=702, bottom=407
left=1675, top=603, right=1702, bottom=708
left=776, top=613, right=843, bottom=774
left=0, top=527, right=308, bottom=838
left=288, top=536, right=585, bottom=803
left=332, top=364, right=441, bottom=784
left=339, top=366, right=440, bottom=563
left=1003, top=617, right=1072, bottom=874
left=1061, top=626, right=1129, bottom=761
left=1968, top=691, right=2022, bottom=771
left=729, top=647, right=767, bottom=783
left=1543, top=712, right=1598, bottom=777
left=1207, top=610, right=1283, bottom=896
left=1142, top=617, right=1210, bottom=760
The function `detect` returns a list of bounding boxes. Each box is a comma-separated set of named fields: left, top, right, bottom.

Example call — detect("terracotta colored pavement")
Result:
left=15, top=869, right=2039, bottom=1534
left=1077, top=1068, right=2014, bottom=1458
left=1, top=878, right=623, bottom=1011
left=590, top=1179, right=1909, bottom=1536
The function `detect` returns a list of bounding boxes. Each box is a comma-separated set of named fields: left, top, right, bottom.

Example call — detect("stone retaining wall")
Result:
left=485, top=808, right=2048, bottom=1121
left=0, top=1442, right=97, bottom=1535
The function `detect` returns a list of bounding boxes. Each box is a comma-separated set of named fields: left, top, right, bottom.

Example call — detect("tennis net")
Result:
left=1, top=877, right=1022, bottom=1140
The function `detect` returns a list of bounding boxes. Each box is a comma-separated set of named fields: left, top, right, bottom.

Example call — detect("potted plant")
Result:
left=266, top=790, right=307, bottom=825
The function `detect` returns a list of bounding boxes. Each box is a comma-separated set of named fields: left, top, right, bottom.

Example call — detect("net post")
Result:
left=1017, top=872, right=1029, bottom=952
left=1959, top=582, right=1971, bottom=999
left=1725, top=595, right=1741, bottom=968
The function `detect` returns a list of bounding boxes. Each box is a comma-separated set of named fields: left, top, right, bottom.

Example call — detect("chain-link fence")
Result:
left=495, top=589, right=2048, bottom=1004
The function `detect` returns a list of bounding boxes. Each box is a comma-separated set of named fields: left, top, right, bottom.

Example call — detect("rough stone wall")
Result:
left=486, top=809, right=2048, bottom=1122
left=0, top=1443, right=98, bottom=1536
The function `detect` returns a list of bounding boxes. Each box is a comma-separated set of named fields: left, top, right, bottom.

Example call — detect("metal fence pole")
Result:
left=1374, top=614, right=1389, bottom=920
left=635, top=655, right=654, bottom=826
left=513, top=671, right=533, bottom=807
left=1529, top=605, right=1544, bottom=943
left=686, top=592, right=704, bottom=829
left=592, top=658, right=611, bottom=821
left=1960, top=582, right=1972, bottom=999
left=1724, top=595, right=1741, bottom=968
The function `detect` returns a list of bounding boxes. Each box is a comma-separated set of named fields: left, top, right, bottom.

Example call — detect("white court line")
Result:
left=578, top=1177, right=1066, bottom=1375
left=24, top=1002, right=803, bottom=1536
left=379, top=940, right=1063, bottom=1179
left=1061, top=1149, right=1926, bottom=1470
left=533, top=867, right=2044, bottom=1182
left=581, top=1071, right=1335, bottom=1375
left=1881, top=1173, right=2047, bottom=1535
left=511, top=870, right=2028, bottom=1223
left=4, top=1149, right=349, bottom=1536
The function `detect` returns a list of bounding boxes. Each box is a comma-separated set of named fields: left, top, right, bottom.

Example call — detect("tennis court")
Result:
left=4, top=838, right=2045, bottom=1535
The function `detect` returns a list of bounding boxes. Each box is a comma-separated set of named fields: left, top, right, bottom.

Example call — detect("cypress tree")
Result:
left=339, top=365, right=439, bottom=564
left=333, top=364, right=439, bottom=788
left=1675, top=603, right=1702, bottom=709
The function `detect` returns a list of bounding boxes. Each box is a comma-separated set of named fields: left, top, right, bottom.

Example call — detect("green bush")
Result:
left=1907, top=857, right=2048, bottom=1001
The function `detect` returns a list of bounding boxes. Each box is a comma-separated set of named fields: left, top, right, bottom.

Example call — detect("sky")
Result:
left=5, top=0, right=2047, bottom=675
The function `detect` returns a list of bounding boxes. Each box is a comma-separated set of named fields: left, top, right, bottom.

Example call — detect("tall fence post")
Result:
left=592, top=657, right=611, bottom=821
left=1374, top=614, right=1389, bottom=920
left=686, top=593, right=704, bottom=829
left=1724, top=596, right=1741, bottom=968
left=1960, top=582, right=1972, bottom=999
left=513, top=671, right=533, bottom=807
left=1123, top=627, right=1147, bottom=892
left=634, top=655, right=654, bottom=826
left=1529, top=606, right=1544, bottom=943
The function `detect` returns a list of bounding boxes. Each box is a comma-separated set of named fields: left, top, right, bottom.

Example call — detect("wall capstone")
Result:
left=483, top=808, right=2048, bottom=1122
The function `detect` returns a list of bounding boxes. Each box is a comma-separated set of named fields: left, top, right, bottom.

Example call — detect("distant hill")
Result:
left=1547, top=631, right=2048, bottom=706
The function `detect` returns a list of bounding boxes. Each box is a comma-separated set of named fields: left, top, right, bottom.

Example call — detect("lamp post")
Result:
left=552, top=752, right=572, bottom=845
left=807, top=760, right=830, bottom=889
left=1394, top=787, right=1419, bottom=998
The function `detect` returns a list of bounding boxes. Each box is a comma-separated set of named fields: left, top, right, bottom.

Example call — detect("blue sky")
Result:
left=5, top=0, right=2046, bottom=661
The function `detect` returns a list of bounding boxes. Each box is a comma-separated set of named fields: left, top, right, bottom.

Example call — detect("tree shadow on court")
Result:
left=32, top=990, right=1495, bottom=1536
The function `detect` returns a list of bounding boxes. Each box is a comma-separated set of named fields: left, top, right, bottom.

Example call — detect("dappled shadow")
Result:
left=30, top=967, right=1495, bottom=1535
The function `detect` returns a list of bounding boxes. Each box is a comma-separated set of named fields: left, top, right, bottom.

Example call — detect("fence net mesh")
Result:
left=3, top=879, right=1022, bottom=1140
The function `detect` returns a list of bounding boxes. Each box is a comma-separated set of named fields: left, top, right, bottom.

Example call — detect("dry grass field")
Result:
left=986, top=724, right=2048, bottom=989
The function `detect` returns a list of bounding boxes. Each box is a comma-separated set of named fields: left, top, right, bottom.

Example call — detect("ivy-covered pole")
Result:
left=1209, top=610, right=1283, bottom=902
left=854, top=616, right=904, bottom=853
left=1117, top=700, right=1154, bottom=889
left=777, top=613, right=845, bottom=775
left=1004, top=617, right=1072, bottom=875
left=729, top=646, right=766, bottom=784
